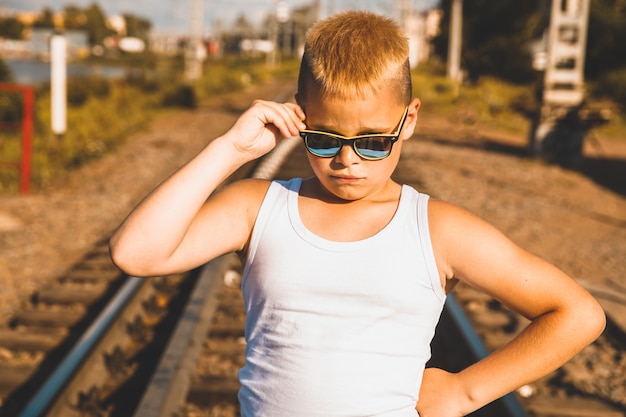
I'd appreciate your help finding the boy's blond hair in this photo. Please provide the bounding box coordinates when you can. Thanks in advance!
[297,11,412,105]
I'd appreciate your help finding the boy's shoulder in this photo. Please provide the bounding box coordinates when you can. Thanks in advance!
[427,198,478,226]
[427,198,492,249]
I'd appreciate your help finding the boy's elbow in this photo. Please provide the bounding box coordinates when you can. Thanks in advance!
[579,295,606,343]
[109,241,133,276]
[590,300,607,338]
[109,239,152,278]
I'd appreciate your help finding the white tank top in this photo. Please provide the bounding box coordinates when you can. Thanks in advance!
[239,178,445,417]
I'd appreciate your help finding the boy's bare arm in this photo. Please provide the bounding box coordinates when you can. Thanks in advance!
[109,101,305,277]
[417,200,606,417]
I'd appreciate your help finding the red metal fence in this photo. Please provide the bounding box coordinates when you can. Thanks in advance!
[0,83,34,194]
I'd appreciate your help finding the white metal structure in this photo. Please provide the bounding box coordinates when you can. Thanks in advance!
[531,0,594,156]
[542,0,590,107]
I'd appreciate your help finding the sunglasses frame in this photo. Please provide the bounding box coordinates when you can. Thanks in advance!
[299,106,409,161]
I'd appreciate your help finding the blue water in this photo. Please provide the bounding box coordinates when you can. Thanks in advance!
[6,59,127,85]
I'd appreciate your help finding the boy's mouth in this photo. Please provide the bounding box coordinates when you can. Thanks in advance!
[332,175,363,183]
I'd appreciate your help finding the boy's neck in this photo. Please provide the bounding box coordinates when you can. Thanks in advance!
[300,177,402,205]
[297,178,403,242]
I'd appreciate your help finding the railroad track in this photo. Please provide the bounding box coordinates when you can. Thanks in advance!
[1,92,625,417]
[0,239,199,417]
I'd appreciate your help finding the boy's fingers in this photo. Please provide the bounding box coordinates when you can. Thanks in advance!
[286,102,307,123]
[284,103,307,135]
[255,101,305,138]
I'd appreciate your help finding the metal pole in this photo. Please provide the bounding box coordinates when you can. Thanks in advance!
[447,0,462,83]
[20,87,33,195]
[399,0,411,24]
[312,0,321,21]
[267,16,278,66]
[50,33,66,137]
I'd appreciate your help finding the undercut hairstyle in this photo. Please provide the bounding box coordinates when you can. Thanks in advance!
[297,11,412,105]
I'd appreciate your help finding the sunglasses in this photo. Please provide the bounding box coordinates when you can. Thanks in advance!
[299,106,409,161]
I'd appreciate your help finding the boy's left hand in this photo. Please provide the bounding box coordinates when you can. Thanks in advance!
[225,100,306,162]
[416,367,465,417]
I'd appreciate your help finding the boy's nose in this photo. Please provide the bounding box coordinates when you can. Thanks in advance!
[334,143,360,166]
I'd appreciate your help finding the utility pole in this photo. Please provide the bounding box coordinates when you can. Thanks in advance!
[267,8,278,66]
[398,0,412,25]
[399,0,422,68]
[447,0,462,84]
[268,2,290,66]
[312,0,321,21]
[184,0,204,81]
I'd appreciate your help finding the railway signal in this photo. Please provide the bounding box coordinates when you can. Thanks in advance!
[530,0,611,158]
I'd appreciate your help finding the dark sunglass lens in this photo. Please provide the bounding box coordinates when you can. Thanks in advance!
[354,137,392,159]
[305,133,342,157]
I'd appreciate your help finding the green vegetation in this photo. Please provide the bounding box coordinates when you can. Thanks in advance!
[411,59,626,140]
[0,57,300,193]
[0,57,12,82]
[412,61,530,133]
[0,16,25,39]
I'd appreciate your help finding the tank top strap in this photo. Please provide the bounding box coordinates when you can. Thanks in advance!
[412,189,445,301]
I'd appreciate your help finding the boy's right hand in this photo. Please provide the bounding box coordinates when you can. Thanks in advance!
[416,368,466,417]
[224,100,306,162]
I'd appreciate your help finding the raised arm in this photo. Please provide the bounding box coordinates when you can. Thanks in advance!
[417,200,606,417]
[109,100,305,277]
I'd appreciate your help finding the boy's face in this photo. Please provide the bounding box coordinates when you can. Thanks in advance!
[298,87,420,202]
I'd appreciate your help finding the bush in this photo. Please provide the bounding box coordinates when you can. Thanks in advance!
[161,84,197,108]
[67,76,111,107]
[0,92,23,123]
[592,69,626,109]
[123,69,161,93]
[0,57,13,82]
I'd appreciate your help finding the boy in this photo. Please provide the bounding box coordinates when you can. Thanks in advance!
[110,11,605,417]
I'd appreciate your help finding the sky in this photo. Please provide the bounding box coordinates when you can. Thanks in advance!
[0,0,438,35]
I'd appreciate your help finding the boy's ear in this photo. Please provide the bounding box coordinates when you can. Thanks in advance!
[402,98,421,140]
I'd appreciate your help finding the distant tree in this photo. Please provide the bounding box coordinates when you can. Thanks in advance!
[84,3,110,45]
[0,58,20,125]
[0,17,26,39]
[220,13,255,54]
[123,13,152,41]
[0,57,13,82]
[233,14,254,36]
[586,0,626,79]
[33,7,56,29]
[63,5,88,30]
[433,0,541,84]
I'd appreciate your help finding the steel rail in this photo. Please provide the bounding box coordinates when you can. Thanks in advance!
[132,255,236,417]
[17,276,145,417]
